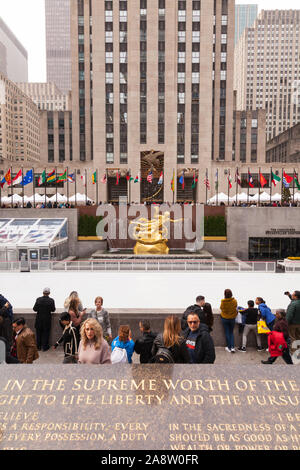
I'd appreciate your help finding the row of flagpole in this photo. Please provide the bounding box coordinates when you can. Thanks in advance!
[1,166,300,207]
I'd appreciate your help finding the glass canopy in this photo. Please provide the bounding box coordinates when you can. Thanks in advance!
[0,218,69,263]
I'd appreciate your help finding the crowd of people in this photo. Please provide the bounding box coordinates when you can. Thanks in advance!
[0,288,299,366]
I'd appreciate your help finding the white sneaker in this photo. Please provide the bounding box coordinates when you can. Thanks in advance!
[225,347,231,352]
[231,348,236,353]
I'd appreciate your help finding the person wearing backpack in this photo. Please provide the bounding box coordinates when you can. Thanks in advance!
[151,316,190,364]
[111,325,135,364]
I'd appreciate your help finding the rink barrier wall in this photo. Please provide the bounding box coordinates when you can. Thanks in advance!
[12,309,268,349]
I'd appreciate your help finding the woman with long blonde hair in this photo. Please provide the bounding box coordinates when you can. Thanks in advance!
[151,315,190,363]
[78,318,111,364]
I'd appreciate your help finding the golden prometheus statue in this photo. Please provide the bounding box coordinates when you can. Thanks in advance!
[130,206,181,255]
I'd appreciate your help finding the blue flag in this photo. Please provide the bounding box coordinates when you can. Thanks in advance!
[22,169,33,186]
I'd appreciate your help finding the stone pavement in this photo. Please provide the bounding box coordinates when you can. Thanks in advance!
[34,347,293,365]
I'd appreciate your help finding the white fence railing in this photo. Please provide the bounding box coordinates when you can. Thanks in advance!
[0,260,277,272]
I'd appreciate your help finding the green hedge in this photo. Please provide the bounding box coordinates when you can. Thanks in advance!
[204,216,227,237]
[78,215,103,237]
[78,214,227,237]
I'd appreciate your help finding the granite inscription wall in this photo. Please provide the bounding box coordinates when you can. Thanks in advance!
[0,365,299,450]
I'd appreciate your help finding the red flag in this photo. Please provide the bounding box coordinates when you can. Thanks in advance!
[259,172,267,188]
[4,169,11,185]
[116,171,120,185]
[283,171,293,184]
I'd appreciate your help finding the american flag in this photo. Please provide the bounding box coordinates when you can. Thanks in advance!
[204,177,210,189]
[147,171,153,183]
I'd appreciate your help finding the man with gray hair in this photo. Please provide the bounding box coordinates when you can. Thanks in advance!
[33,288,56,352]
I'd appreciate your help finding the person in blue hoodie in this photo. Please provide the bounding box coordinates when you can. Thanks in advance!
[255,297,276,331]
[111,325,135,363]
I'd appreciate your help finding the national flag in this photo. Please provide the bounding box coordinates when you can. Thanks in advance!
[158,172,163,185]
[248,171,254,188]
[4,169,11,186]
[57,170,68,182]
[147,171,153,183]
[21,169,33,186]
[282,176,290,188]
[283,171,293,185]
[179,172,185,190]
[204,177,210,190]
[68,173,75,183]
[92,171,97,184]
[101,173,107,184]
[192,173,198,189]
[227,171,232,189]
[38,170,46,186]
[134,174,140,183]
[81,174,86,187]
[12,169,22,186]
[214,170,219,190]
[271,171,281,187]
[116,170,120,185]
[235,169,241,186]
[0,177,6,189]
[294,172,300,190]
[171,171,175,192]
[47,169,56,183]
[259,172,267,188]
[126,171,131,182]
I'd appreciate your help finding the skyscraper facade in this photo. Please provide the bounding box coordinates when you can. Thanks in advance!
[0,17,28,83]
[235,4,258,45]
[45,0,71,94]
[235,9,300,141]
[69,0,235,203]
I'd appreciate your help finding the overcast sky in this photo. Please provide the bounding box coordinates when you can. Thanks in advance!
[0,0,300,82]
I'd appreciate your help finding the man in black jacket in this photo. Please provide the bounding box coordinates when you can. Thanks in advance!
[181,295,214,331]
[33,287,56,351]
[183,313,216,364]
[134,320,157,363]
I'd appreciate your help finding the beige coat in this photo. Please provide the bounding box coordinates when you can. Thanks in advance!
[16,326,39,364]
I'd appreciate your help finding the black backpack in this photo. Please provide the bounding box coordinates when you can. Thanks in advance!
[153,347,174,364]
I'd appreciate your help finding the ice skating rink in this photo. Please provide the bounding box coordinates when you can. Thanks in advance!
[1,271,300,310]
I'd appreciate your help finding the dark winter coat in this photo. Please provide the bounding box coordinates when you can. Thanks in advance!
[181,303,214,331]
[33,295,56,329]
[151,333,191,364]
[182,323,216,364]
[134,331,157,363]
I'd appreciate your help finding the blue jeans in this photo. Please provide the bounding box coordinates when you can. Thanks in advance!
[221,317,236,350]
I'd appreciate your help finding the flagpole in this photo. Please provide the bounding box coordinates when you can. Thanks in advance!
[258,167,261,207]
[55,166,58,206]
[75,170,77,207]
[236,167,238,206]
[67,166,69,206]
[205,169,208,205]
[85,169,87,205]
[227,170,229,206]
[281,167,283,205]
[247,168,250,205]
[44,167,46,206]
[10,166,13,208]
[293,168,295,205]
[96,169,99,205]
[270,167,272,205]
[21,166,24,208]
